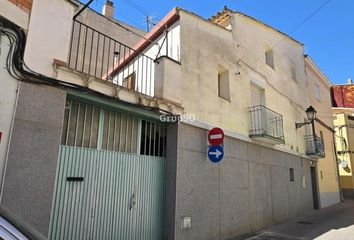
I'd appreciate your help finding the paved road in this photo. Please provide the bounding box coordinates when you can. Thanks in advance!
[245,200,354,240]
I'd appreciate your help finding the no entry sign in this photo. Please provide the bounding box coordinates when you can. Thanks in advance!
[208,127,224,146]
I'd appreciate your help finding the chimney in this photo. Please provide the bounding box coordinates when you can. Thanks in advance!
[102,0,114,18]
[348,78,353,84]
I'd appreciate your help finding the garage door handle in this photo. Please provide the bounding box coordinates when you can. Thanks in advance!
[66,177,84,182]
[129,193,135,210]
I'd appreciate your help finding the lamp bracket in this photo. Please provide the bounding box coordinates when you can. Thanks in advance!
[295,121,311,129]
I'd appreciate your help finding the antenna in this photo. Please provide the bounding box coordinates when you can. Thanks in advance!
[145,14,156,31]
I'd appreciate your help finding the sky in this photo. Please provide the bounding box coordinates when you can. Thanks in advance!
[88,0,354,85]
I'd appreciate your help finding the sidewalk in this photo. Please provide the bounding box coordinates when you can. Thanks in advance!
[245,200,354,240]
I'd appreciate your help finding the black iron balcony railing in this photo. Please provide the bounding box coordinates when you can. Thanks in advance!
[68,19,155,96]
[305,135,325,158]
[249,105,285,144]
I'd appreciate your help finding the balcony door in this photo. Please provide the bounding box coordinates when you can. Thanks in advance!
[250,84,265,107]
[250,84,265,134]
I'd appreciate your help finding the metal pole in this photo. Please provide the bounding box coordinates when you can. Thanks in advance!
[312,120,317,153]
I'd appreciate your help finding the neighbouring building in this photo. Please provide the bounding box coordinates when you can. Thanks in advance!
[332,81,354,199]
[305,55,341,207]
[0,1,340,240]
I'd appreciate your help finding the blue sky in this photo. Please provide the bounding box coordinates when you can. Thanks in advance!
[89,0,353,84]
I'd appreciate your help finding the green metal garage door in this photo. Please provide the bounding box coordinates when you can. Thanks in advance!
[49,98,166,240]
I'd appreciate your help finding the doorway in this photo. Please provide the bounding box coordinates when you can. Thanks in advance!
[310,166,319,209]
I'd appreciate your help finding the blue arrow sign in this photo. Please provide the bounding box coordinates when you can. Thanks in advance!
[208,145,224,163]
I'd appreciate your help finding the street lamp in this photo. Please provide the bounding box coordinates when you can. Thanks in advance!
[295,106,318,153]
[305,106,317,122]
[295,106,317,129]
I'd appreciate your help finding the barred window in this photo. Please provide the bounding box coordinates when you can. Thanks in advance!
[61,99,166,156]
[140,120,167,157]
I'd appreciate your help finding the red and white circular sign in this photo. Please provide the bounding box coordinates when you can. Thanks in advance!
[208,127,224,146]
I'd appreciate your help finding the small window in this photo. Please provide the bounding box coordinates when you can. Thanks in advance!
[289,168,295,182]
[140,120,167,157]
[123,72,136,90]
[218,65,230,100]
[315,83,321,101]
[265,49,275,69]
[290,64,297,81]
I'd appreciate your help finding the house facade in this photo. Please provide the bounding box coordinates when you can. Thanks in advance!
[305,56,341,207]
[332,82,354,199]
[0,1,340,240]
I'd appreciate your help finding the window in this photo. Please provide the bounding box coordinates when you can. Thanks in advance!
[250,84,265,106]
[289,168,295,182]
[290,64,297,81]
[218,65,230,100]
[140,120,167,157]
[122,72,136,90]
[315,83,321,101]
[61,99,167,155]
[265,49,275,69]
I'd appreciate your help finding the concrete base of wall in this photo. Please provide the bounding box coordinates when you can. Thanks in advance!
[1,82,66,237]
[320,191,341,208]
[166,123,315,240]
[342,189,354,199]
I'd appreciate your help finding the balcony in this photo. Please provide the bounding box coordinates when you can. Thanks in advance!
[68,19,155,96]
[305,135,325,158]
[249,105,285,144]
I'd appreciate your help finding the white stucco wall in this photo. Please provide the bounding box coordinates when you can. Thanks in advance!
[24,0,76,77]
[113,21,180,96]
[143,21,180,61]
[306,58,340,208]
[0,0,30,30]
[232,13,308,154]
[0,32,20,195]
[175,10,309,156]
[0,0,30,199]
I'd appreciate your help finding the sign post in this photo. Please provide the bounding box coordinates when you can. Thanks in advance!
[207,127,224,163]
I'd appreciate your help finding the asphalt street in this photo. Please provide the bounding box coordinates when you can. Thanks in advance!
[244,200,354,240]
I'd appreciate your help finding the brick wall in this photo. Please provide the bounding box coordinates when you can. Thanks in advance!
[7,0,32,13]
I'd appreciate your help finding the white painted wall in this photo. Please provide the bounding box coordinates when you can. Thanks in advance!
[174,10,310,155]
[24,0,76,77]
[144,21,180,61]
[0,33,20,194]
[305,57,340,207]
[0,0,30,199]
[113,21,180,96]
[113,54,155,96]
[0,0,30,30]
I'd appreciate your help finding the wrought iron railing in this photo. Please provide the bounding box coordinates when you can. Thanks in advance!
[249,105,284,143]
[68,19,155,96]
[305,135,325,158]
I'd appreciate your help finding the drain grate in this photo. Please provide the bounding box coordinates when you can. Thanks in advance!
[297,221,313,225]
